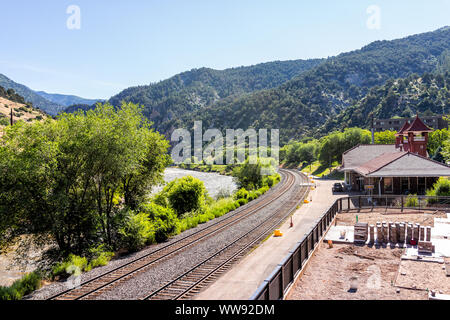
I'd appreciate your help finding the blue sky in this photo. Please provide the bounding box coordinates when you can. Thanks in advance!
[1,0,449,99]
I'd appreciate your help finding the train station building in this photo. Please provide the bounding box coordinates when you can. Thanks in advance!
[340,115,450,195]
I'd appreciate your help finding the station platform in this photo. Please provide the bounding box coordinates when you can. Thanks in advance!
[195,176,343,300]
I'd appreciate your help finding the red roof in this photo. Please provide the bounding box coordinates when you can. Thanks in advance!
[354,152,407,176]
[406,115,433,132]
[395,120,411,136]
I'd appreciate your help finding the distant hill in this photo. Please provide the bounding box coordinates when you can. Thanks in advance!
[318,71,450,134]
[107,59,324,129]
[0,86,47,130]
[36,91,104,107]
[0,74,64,115]
[166,27,450,144]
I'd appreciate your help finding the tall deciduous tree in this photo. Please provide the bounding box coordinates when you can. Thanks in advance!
[0,102,170,253]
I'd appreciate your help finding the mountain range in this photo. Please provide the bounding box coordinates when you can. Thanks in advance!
[0,74,103,115]
[1,26,449,143]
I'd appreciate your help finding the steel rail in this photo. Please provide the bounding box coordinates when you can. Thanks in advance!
[48,169,298,300]
[142,170,309,300]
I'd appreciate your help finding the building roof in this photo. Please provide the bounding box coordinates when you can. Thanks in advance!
[364,152,450,177]
[406,115,433,133]
[353,152,407,176]
[341,144,399,171]
[395,120,411,136]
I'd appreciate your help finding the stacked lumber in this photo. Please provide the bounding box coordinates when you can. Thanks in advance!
[369,225,375,243]
[354,222,368,243]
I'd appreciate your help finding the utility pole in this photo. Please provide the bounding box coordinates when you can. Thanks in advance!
[10,107,13,126]
[371,115,375,144]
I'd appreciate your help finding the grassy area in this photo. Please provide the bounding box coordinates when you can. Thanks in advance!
[300,161,344,180]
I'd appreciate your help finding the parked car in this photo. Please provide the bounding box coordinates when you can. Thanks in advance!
[332,183,344,192]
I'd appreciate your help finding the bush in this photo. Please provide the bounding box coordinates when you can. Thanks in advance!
[433,178,450,196]
[164,176,207,217]
[405,194,419,207]
[52,254,88,279]
[234,188,249,200]
[0,271,42,300]
[119,211,155,252]
[236,198,248,206]
[140,202,179,242]
[207,198,237,218]
[86,245,114,270]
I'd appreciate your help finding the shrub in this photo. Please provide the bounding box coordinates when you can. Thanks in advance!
[140,202,179,242]
[216,187,232,200]
[207,198,237,218]
[433,178,450,196]
[0,271,42,300]
[52,254,88,279]
[405,194,419,207]
[258,186,270,194]
[237,198,248,206]
[86,245,114,270]
[119,211,155,252]
[234,188,249,200]
[164,176,207,217]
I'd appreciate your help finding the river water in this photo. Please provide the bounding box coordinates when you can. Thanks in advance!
[151,168,238,199]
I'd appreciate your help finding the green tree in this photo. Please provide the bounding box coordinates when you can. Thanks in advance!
[164,176,207,217]
[0,102,170,254]
[428,129,449,156]
[374,130,396,144]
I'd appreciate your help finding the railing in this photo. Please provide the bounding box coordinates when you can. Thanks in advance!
[250,200,340,301]
[250,195,450,300]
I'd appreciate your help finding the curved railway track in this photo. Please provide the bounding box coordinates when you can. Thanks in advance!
[143,170,309,300]
[48,169,307,300]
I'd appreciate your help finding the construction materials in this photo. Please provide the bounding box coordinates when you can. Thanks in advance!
[376,223,383,243]
[399,223,405,243]
[390,224,398,244]
[418,241,434,254]
[406,223,413,244]
[369,225,375,243]
[354,222,368,244]
[420,226,425,241]
[426,227,431,242]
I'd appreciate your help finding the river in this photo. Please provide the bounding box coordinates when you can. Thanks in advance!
[152,168,238,199]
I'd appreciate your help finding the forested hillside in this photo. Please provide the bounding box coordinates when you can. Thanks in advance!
[168,27,450,144]
[318,71,450,134]
[0,74,64,115]
[36,91,103,107]
[107,59,323,129]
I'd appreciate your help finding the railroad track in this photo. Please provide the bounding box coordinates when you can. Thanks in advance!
[143,170,309,300]
[48,169,306,300]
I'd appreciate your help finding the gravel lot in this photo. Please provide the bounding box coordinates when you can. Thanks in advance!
[287,243,428,300]
[336,209,446,227]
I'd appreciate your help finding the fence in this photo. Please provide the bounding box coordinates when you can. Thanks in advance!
[250,195,450,300]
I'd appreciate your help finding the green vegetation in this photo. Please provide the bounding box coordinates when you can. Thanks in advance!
[165,28,450,143]
[321,72,450,135]
[0,73,63,115]
[107,60,323,134]
[281,127,371,177]
[405,194,419,207]
[0,102,170,255]
[0,271,42,300]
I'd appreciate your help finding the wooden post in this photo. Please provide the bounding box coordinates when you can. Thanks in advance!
[401,196,404,213]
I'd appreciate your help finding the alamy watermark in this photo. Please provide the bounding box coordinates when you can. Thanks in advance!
[67,5,81,30]
[171,121,279,175]
[366,5,381,30]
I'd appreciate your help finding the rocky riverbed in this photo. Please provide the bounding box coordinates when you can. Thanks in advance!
[152,168,238,199]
